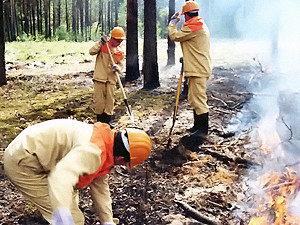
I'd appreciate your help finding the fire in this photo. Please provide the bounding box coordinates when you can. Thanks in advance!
[249,168,300,224]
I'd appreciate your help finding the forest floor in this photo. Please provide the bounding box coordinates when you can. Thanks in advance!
[0,40,272,225]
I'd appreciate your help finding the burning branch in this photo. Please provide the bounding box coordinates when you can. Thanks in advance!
[280,117,293,141]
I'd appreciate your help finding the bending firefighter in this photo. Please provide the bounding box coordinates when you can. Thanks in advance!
[89,26,126,128]
[4,119,151,225]
[168,1,212,150]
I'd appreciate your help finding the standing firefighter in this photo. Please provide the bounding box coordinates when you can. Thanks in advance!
[3,119,151,225]
[168,1,212,150]
[90,27,126,128]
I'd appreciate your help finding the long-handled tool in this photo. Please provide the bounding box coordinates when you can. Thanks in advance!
[103,35,134,122]
[169,57,184,136]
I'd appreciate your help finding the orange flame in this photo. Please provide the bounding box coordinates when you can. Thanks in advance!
[249,169,300,224]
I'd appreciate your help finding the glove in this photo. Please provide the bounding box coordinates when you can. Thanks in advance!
[112,64,118,72]
[103,223,116,225]
[100,37,107,46]
[170,12,180,24]
[52,207,75,225]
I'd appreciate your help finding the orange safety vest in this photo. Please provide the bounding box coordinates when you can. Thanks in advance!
[77,123,115,187]
[101,41,125,63]
[183,16,204,32]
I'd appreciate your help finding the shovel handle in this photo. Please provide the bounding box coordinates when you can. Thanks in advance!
[173,62,184,119]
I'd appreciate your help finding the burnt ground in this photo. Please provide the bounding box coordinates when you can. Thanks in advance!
[0,44,269,225]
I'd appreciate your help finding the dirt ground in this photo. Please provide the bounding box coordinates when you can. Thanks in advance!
[0,40,269,225]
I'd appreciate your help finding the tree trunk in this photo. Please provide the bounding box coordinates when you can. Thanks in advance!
[48,0,51,38]
[114,0,119,26]
[126,0,140,82]
[84,0,89,41]
[107,1,111,32]
[167,0,175,65]
[58,0,61,27]
[4,1,12,42]
[66,0,69,32]
[53,0,56,35]
[143,0,159,90]
[10,0,16,41]
[31,0,36,37]
[0,0,7,86]
[36,0,41,34]
[44,0,49,39]
[72,0,77,41]
[78,0,84,39]
[23,0,30,34]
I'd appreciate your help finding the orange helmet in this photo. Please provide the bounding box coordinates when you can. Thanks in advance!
[111,27,126,40]
[181,1,199,15]
[125,128,151,168]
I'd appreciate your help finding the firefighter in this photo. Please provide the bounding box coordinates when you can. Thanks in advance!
[89,26,126,128]
[3,119,151,225]
[168,1,212,150]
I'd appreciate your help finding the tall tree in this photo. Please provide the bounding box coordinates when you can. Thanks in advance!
[66,0,69,32]
[126,0,140,82]
[84,0,89,41]
[10,0,16,41]
[125,0,140,82]
[0,0,7,86]
[72,0,77,41]
[143,0,159,90]
[167,0,175,65]
[114,0,119,26]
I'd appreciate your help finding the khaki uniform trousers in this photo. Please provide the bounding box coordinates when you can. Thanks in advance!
[3,148,85,225]
[93,80,115,115]
[187,76,209,115]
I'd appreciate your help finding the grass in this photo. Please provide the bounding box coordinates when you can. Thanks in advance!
[5,38,183,64]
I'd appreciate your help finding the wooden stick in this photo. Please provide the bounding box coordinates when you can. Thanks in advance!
[174,200,220,225]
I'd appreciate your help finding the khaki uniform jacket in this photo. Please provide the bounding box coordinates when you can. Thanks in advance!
[168,16,212,77]
[4,119,115,224]
[89,40,125,85]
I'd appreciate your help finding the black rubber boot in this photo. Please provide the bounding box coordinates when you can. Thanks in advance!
[179,78,188,100]
[181,112,209,151]
[102,113,114,129]
[187,110,198,133]
[96,114,104,122]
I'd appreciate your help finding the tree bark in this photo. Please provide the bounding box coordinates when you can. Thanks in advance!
[126,0,140,82]
[66,0,69,32]
[167,0,175,65]
[114,0,119,26]
[84,0,89,41]
[10,0,16,41]
[143,0,159,90]
[72,0,77,41]
[0,0,7,86]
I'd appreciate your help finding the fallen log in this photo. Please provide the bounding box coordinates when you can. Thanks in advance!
[174,200,220,225]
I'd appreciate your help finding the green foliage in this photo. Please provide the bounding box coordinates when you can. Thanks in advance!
[90,22,102,42]
[5,41,95,63]
[54,26,71,41]
[16,32,46,42]
[157,8,168,38]
[118,1,127,28]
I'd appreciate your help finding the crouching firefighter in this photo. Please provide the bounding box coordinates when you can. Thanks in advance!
[168,1,212,150]
[4,119,151,225]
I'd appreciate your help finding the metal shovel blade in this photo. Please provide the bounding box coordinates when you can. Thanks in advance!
[124,99,134,122]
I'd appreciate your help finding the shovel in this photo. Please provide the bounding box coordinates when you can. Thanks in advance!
[169,57,184,136]
[102,35,134,122]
